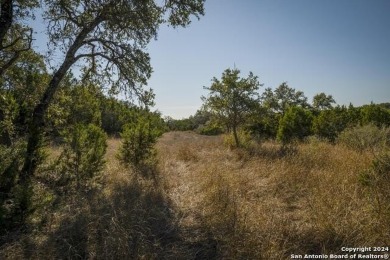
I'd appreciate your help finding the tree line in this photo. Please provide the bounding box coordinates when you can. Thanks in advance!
[169,68,390,147]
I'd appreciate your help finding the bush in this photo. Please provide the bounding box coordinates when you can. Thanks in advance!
[277,106,312,145]
[360,104,390,127]
[338,124,390,153]
[0,140,27,232]
[119,114,163,167]
[196,121,223,136]
[57,124,107,189]
[312,108,349,142]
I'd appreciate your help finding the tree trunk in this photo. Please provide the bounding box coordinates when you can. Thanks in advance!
[0,0,13,47]
[0,109,12,146]
[232,125,240,148]
[18,15,103,216]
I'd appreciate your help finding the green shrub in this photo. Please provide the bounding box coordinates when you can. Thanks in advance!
[0,140,27,232]
[119,114,163,167]
[338,124,390,153]
[312,108,349,142]
[58,124,107,189]
[277,106,312,145]
[197,121,223,136]
[360,104,390,127]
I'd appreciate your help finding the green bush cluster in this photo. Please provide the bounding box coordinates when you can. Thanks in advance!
[57,124,107,189]
[119,113,164,167]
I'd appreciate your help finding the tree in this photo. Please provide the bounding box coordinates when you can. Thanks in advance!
[14,0,204,218]
[0,0,39,76]
[202,68,261,147]
[20,0,205,202]
[312,92,335,111]
[261,82,309,115]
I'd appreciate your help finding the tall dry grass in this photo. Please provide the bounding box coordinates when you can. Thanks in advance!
[1,138,190,259]
[157,131,389,259]
[1,131,388,259]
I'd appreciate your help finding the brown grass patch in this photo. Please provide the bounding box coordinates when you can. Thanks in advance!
[1,132,389,259]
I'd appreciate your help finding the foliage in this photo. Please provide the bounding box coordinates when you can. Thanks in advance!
[100,98,137,136]
[360,104,390,127]
[19,0,205,214]
[202,68,261,147]
[165,117,196,131]
[0,0,40,75]
[47,83,103,139]
[277,106,313,145]
[57,124,107,189]
[197,120,224,136]
[312,106,350,142]
[312,92,335,111]
[0,92,18,145]
[338,124,390,154]
[0,140,26,232]
[246,106,281,140]
[119,110,164,167]
[261,82,309,115]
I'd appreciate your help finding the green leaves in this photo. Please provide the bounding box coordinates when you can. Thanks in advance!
[277,106,313,145]
[57,123,107,188]
[119,110,164,168]
[202,68,262,147]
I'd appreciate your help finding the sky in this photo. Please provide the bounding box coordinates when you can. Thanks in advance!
[146,0,390,118]
[31,1,390,119]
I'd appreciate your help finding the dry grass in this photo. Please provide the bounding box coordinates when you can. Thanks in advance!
[1,131,389,259]
[157,131,389,259]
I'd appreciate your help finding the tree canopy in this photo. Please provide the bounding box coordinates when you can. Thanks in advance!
[202,68,261,147]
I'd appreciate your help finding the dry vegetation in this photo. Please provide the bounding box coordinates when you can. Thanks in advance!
[157,131,389,259]
[1,131,389,259]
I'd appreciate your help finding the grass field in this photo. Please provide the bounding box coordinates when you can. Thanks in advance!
[1,131,389,259]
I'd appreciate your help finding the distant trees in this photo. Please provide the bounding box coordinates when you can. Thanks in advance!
[196,70,390,147]
[202,68,261,147]
[312,92,335,111]
[261,82,309,115]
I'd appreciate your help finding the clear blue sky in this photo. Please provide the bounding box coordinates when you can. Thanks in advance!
[31,1,390,119]
[147,0,390,118]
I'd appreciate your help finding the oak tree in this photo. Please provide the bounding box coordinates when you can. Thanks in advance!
[19,0,205,214]
[202,68,261,147]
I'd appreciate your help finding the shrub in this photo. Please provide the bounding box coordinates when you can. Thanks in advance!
[277,106,313,145]
[312,108,349,142]
[57,124,107,189]
[338,124,390,153]
[0,140,27,232]
[196,121,223,136]
[119,114,163,167]
[360,104,390,127]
